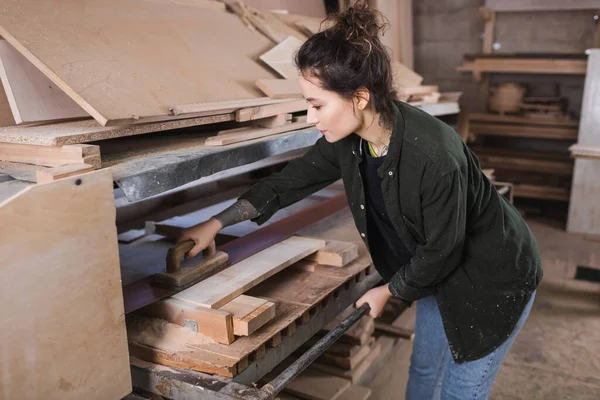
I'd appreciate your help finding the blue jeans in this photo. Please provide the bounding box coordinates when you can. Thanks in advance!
[406,292,536,400]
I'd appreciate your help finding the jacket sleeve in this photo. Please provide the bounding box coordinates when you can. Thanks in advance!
[238,136,342,225]
[389,168,468,301]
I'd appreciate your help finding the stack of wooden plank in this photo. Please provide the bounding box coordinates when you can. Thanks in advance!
[0,0,449,194]
[467,112,578,202]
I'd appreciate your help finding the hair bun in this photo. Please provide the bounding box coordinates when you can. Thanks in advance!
[324,1,388,56]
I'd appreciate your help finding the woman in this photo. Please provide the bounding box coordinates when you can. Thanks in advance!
[180,3,542,399]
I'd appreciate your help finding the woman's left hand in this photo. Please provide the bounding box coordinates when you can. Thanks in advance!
[355,284,393,318]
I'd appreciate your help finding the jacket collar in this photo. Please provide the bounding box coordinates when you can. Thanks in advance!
[353,101,405,170]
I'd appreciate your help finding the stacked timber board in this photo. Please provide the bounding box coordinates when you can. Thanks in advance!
[0,0,453,200]
[125,233,373,377]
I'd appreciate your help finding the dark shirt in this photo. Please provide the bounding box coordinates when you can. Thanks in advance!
[360,140,412,282]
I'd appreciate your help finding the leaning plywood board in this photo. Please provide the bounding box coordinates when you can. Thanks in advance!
[0,0,278,126]
[0,41,88,124]
[259,36,304,79]
[0,80,14,126]
[0,169,131,399]
[173,236,326,308]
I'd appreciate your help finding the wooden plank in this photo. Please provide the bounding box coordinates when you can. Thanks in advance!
[0,113,235,146]
[305,239,359,267]
[0,143,101,168]
[318,341,372,371]
[576,49,600,147]
[127,315,239,377]
[206,121,313,146]
[0,40,88,124]
[233,301,277,336]
[468,58,587,75]
[476,154,573,176]
[309,342,382,384]
[485,0,600,12]
[0,0,279,126]
[284,368,352,400]
[0,79,14,127]
[170,98,288,117]
[256,78,302,99]
[236,99,308,122]
[259,36,304,79]
[513,184,571,201]
[398,0,414,69]
[470,122,578,140]
[35,163,94,183]
[172,236,326,309]
[0,169,131,399]
[139,297,234,344]
[469,112,579,127]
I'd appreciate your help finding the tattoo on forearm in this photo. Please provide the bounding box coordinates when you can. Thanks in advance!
[212,199,259,228]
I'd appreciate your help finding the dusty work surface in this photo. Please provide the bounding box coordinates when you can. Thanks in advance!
[127,205,375,378]
[367,217,600,400]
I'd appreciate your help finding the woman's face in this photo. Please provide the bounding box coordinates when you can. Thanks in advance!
[300,74,363,143]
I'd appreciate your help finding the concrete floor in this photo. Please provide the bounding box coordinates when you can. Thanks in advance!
[367,217,600,400]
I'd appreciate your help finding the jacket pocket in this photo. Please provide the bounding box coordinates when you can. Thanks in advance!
[402,215,427,245]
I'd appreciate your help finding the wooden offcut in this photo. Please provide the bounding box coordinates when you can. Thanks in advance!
[35,163,95,184]
[255,78,302,99]
[172,236,326,309]
[0,143,101,168]
[259,36,304,79]
[206,121,313,146]
[236,98,308,122]
[0,169,131,399]
[140,297,234,344]
[227,299,277,336]
[306,239,359,267]
[0,0,278,126]
[0,40,88,124]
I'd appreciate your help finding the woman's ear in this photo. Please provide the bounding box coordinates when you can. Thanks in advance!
[354,88,370,110]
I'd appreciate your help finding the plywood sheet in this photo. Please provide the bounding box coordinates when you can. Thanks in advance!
[0,0,278,126]
[0,41,88,124]
[173,236,326,308]
[0,169,131,399]
[259,36,304,79]
[0,80,14,127]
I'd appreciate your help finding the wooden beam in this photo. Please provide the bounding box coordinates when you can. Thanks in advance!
[139,297,235,344]
[0,143,101,168]
[476,154,573,176]
[513,184,571,201]
[305,239,359,267]
[231,301,277,336]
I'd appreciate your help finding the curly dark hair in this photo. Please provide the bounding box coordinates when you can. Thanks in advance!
[294,0,397,130]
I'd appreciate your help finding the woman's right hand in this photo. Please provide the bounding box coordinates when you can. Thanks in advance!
[178,218,223,259]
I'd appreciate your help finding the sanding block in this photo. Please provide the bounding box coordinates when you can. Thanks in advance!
[153,240,228,289]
